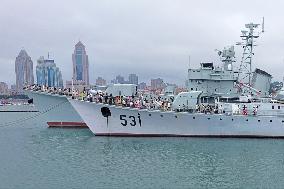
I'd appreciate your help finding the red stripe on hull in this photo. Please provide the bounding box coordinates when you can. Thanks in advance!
[94,133,284,138]
[47,122,88,128]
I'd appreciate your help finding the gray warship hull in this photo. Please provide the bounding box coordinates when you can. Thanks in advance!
[24,91,84,125]
[68,98,284,138]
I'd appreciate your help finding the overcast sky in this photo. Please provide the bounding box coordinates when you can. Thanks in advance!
[1,0,284,86]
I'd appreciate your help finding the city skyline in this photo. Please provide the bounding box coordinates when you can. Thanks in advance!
[12,47,177,88]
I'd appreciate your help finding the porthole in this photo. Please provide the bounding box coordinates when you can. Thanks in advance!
[175,115,178,118]
[160,115,163,117]
[207,118,210,120]
[193,117,195,119]
[220,118,222,120]
[232,119,234,121]
[282,120,284,123]
[149,114,151,116]
[246,119,248,122]
[258,120,260,122]
[270,120,272,122]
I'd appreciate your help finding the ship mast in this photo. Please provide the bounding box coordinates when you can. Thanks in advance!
[236,18,264,86]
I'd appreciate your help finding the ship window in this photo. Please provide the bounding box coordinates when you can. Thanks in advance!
[246,119,248,122]
[220,118,222,120]
[272,106,274,109]
[191,88,193,90]
[258,120,260,122]
[282,120,284,123]
[207,118,210,120]
[160,115,163,117]
[175,115,178,118]
[270,120,272,122]
[232,119,234,121]
[149,114,151,116]
[193,117,195,119]
[278,106,281,109]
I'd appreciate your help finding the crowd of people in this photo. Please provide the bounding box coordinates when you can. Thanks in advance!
[84,92,173,111]
[26,85,174,111]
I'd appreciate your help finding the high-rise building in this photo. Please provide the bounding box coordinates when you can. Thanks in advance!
[128,74,138,85]
[112,75,125,84]
[138,82,147,90]
[15,49,34,92]
[72,41,89,85]
[36,56,63,88]
[96,77,107,86]
[151,78,165,90]
[0,82,8,94]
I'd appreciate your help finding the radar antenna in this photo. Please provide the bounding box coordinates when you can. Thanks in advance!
[236,18,265,86]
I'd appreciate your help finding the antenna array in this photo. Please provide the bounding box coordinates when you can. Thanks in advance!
[236,17,265,86]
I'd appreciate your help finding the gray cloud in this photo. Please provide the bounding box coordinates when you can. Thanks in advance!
[1,0,284,86]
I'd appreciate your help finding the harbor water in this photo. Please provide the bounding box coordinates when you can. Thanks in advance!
[1,114,284,188]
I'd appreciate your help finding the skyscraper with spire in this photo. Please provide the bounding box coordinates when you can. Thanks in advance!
[72,41,89,85]
[15,49,34,92]
[36,55,63,88]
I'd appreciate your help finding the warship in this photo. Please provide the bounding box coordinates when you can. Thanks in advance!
[28,19,284,137]
[24,89,84,127]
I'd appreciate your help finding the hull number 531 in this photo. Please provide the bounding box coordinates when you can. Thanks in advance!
[120,114,142,127]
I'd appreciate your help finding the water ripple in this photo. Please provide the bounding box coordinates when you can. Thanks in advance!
[1,120,284,188]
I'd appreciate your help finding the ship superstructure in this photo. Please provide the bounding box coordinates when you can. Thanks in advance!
[187,18,271,99]
[187,46,238,97]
